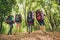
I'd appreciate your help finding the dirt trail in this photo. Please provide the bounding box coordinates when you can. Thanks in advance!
[0,30,60,40]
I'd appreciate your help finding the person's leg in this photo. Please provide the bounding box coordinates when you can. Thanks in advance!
[7,26,10,35]
[8,23,13,35]
[40,25,46,32]
[16,22,20,34]
[31,21,34,32]
[40,20,47,34]
[30,24,32,33]
[31,25,32,32]
[41,20,46,31]
[8,24,11,35]
[10,23,13,35]
[28,24,32,34]
[38,21,42,30]
[18,23,20,33]
[28,24,30,34]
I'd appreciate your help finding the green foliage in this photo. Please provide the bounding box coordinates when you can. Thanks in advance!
[0,0,16,15]
[0,0,16,33]
[0,0,60,34]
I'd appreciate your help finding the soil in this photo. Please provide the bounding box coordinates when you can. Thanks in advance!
[0,30,60,40]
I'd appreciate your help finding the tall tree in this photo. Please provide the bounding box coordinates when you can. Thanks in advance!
[0,0,16,33]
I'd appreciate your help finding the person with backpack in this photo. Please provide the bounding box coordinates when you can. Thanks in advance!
[36,9,46,34]
[5,15,14,35]
[27,11,34,34]
[15,14,22,34]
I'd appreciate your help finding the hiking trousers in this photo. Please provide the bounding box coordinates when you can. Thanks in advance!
[8,23,13,35]
[28,24,32,34]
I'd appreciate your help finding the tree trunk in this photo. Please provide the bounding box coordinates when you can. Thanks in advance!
[23,0,26,25]
[0,15,3,33]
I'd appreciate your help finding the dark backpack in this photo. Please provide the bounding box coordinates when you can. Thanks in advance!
[27,11,32,22]
[5,15,14,24]
[36,10,43,21]
[5,17,9,24]
[15,14,22,22]
[32,11,34,20]
[32,11,34,24]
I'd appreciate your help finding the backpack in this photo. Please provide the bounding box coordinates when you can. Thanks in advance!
[10,15,14,22]
[32,11,34,25]
[36,10,44,21]
[15,14,22,22]
[32,11,34,20]
[5,15,14,24]
[5,17,9,24]
[27,11,32,22]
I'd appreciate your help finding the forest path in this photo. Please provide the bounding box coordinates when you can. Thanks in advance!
[0,30,60,40]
